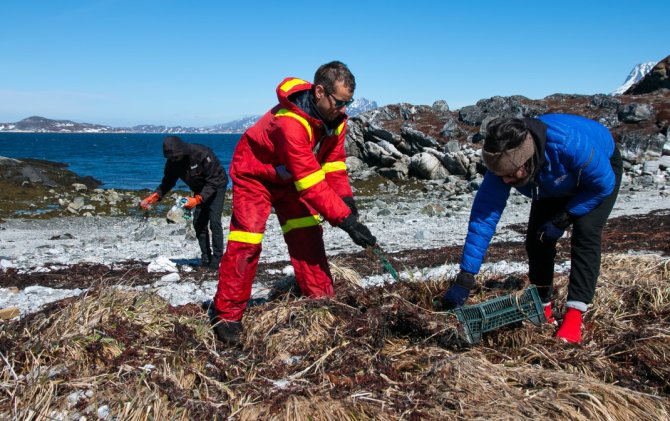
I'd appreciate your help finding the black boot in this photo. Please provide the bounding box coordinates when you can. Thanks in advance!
[208,255,221,271]
[213,320,242,345]
[200,253,212,269]
[202,300,242,345]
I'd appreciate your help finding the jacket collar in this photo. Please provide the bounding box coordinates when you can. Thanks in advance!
[275,77,346,133]
[523,117,547,176]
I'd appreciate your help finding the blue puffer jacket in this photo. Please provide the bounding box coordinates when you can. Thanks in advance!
[460,114,616,274]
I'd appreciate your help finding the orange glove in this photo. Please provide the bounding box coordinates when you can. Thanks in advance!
[182,195,202,209]
[140,192,160,210]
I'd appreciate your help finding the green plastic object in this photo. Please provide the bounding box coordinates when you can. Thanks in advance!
[371,247,400,281]
[453,285,546,344]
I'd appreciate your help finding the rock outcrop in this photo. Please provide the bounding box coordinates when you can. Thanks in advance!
[345,85,670,193]
[0,157,106,218]
[0,157,101,190]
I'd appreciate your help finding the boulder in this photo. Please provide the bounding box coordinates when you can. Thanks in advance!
[377,140,405,159]
[441,152,469,176]
[378,161,409,180]
[67,197,85,211]
[409,152,449,180]
[444,139,460,153]
[642,160,660,174]
[659,155,670,170]
[458,105,485,126]
[439,116,461,138]
[364,141,389,165]
[619,130,666,163]
[401,126,439,149]
[432,100,450,113]
[476,95,535,118]
[618,103,655,123]
[590,94,621,110]
[345,156,367,173]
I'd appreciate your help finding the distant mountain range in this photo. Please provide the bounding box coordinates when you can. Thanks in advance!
[0,98,379,134]
[611,61,657,95]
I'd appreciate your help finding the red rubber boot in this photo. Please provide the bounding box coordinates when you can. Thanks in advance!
[556,307,583,344]
[543,302,556,325]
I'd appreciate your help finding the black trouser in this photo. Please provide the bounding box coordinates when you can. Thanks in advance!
[193,186,226,262]
[526,147,623,305]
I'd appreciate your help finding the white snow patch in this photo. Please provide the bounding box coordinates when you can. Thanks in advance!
[148,256,179,273]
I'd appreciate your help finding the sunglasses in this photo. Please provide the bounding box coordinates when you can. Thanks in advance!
[323,87,354,108]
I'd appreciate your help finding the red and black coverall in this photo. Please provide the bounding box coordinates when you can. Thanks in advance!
[213,77,354,321]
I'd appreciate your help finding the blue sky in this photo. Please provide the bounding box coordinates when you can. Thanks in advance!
[1,0,668,127]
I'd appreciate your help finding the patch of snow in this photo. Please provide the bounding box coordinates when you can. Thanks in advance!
[148,256,179,273]
[1,286,85,316]
[271,379,291,389]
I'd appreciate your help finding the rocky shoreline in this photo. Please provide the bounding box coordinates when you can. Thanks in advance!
[343,90,670,197]
[0,155,199,220]
[343,55,670,188]
[2,91,668,221]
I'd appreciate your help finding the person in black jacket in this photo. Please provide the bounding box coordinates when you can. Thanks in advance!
[140,136,228,270]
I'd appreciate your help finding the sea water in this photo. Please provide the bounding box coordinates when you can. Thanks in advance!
[0,132,241,190]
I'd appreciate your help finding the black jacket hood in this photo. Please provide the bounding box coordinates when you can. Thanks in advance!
[163,136,190,161]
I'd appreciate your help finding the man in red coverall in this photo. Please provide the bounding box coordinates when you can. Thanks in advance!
[208,61,376,344]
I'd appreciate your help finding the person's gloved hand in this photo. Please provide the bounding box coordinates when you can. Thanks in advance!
[442,270,476,310]
[537,211,572,244]
[342,196,359,219]
[537,222,564,243]
[140,192,160,210]
[182,195,202,210]
[275,165,292,181]
[339,214,376,248]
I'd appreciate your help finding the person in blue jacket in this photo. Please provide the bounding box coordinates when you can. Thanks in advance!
[442,114,622,343]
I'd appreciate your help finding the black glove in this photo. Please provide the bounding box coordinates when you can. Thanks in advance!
[339,214,376,248]
[537,211,573,244]
[442,270,477,310]
[342,196,359,219]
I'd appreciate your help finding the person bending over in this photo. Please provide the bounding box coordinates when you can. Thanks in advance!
[140,136,228,271]
[442,114,622,344]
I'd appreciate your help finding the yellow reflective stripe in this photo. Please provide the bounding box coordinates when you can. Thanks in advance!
[279,78,308,92]
[228,231,264,244]
[281,215,322,234]
[322,161,347,173]
[294,169,325,191]
[275,109,313,142]
[334,121,346,136]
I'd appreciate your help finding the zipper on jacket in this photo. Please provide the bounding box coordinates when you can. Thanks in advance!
[576,148,595,187]
[313,134,325,155]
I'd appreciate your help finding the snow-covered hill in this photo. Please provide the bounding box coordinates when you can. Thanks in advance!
[612,61,656,95]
